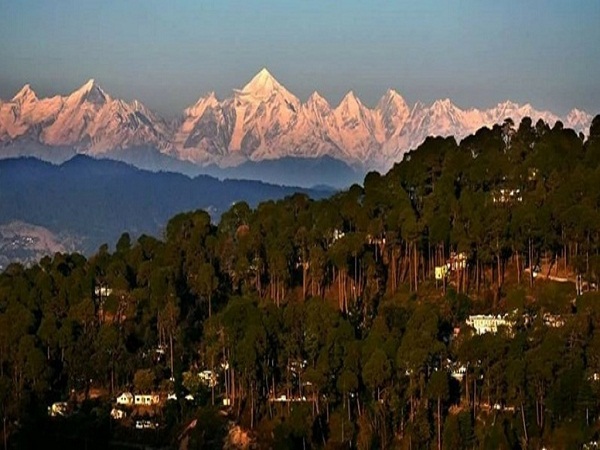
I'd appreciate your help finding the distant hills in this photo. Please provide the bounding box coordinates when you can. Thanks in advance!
[0,68,594,179]
[0,156,332,263]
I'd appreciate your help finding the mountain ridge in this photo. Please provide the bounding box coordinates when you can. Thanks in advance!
[0,155,333,259]
[0,69,595,173]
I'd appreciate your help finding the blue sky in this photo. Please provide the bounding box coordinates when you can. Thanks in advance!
[1,0,598,117]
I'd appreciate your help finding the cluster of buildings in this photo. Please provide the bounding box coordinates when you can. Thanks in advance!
[492,188,523,204]
[462,311,567,336]
[435,252,468,280]
[116,392,160,407]
[465,314,512,335]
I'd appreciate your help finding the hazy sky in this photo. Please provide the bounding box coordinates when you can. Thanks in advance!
[1,0,598,117]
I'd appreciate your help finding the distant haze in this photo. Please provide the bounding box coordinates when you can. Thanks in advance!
[1,1,599,118]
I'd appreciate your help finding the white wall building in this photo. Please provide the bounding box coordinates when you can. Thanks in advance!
[466,314,512,335]
[116,392,134,406]
[134,394,160,406]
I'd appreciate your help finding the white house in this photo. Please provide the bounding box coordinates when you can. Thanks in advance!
[134,394,160,406]
[110,408,126,420]
[116,392,134,406]
[199,370,217,388]
[135,420,159,429]
[466,314,512,335]
[48,402,69,417]
[492,188,523,204]
[543,313,565,328]
[450,365,467,381]
[94,284,113,298]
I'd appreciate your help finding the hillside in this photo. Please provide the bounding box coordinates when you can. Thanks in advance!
[0,156,331,259]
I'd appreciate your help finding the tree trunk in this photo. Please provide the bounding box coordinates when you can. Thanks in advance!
[169,332,174,377]
[529,238,534,288]
[437,396,442,450]
[521,402,528,444]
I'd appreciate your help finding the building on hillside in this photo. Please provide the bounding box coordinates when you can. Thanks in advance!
[367,234,386,246]
[135,420,159,430]
[435,265,448,280]
[134,394,160,406]
[116,392,134,406]
[199,370,218,388]
[466,314,512,335]
[48,402,70,417]
[94,283,113,299]
[110,408,127,420]
[543,313,565,328]
[492,188,523,204]
[448,252,468,271]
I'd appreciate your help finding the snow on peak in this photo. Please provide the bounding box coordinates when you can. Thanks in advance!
[494,100,521,112]
[432,98,455,110]
[382,89,403,101]
[82,78,95,90]
[185,92,219,117]
[377,89,408,112]
[338,91,363,112]
[239,68,285,98]
[306,91,330,107]
[12,84,38,103]
[565,108,593,133]
[567,108,591,121]
[1,72,594,172]
[69,79,108,105]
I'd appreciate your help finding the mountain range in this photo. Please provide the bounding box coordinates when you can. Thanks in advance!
[0,156,332,266]
[0,68,594,174]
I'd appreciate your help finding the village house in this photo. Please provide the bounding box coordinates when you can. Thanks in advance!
[135,420,159,430]
[134,394,160,406]
[94,283,113,299]
[48,401,70,417]
[448,362,467,381]
[492,188,523,204]
[116,392,134,406]
[543,313,565,328]
[466,314,512,335]
[199,370,217,388]
[110,408,127,420]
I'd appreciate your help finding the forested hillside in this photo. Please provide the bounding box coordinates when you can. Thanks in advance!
[1,115,600,449]
[0,156,331,259]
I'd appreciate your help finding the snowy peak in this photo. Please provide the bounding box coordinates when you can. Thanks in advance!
[0,70,595,173]
[375,90,410,142]
[238,68,291,101]
[431,98,458,112]
[336,91,369,121]
[565,108,593,133]
[12,84,38,104]
[377,89,407,110]
[184,92,219,118]
[306,91,330,108]
[0,78,170,154]
[68,79,108,106]
[338,91,360,109]
[303,91,332,120]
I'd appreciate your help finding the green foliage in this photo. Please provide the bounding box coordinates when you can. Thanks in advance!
[2,118,600,448]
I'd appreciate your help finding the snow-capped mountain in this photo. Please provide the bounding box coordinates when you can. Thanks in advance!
[564,108,593,133]
[0,79,171,155]
[0,69,595,172]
